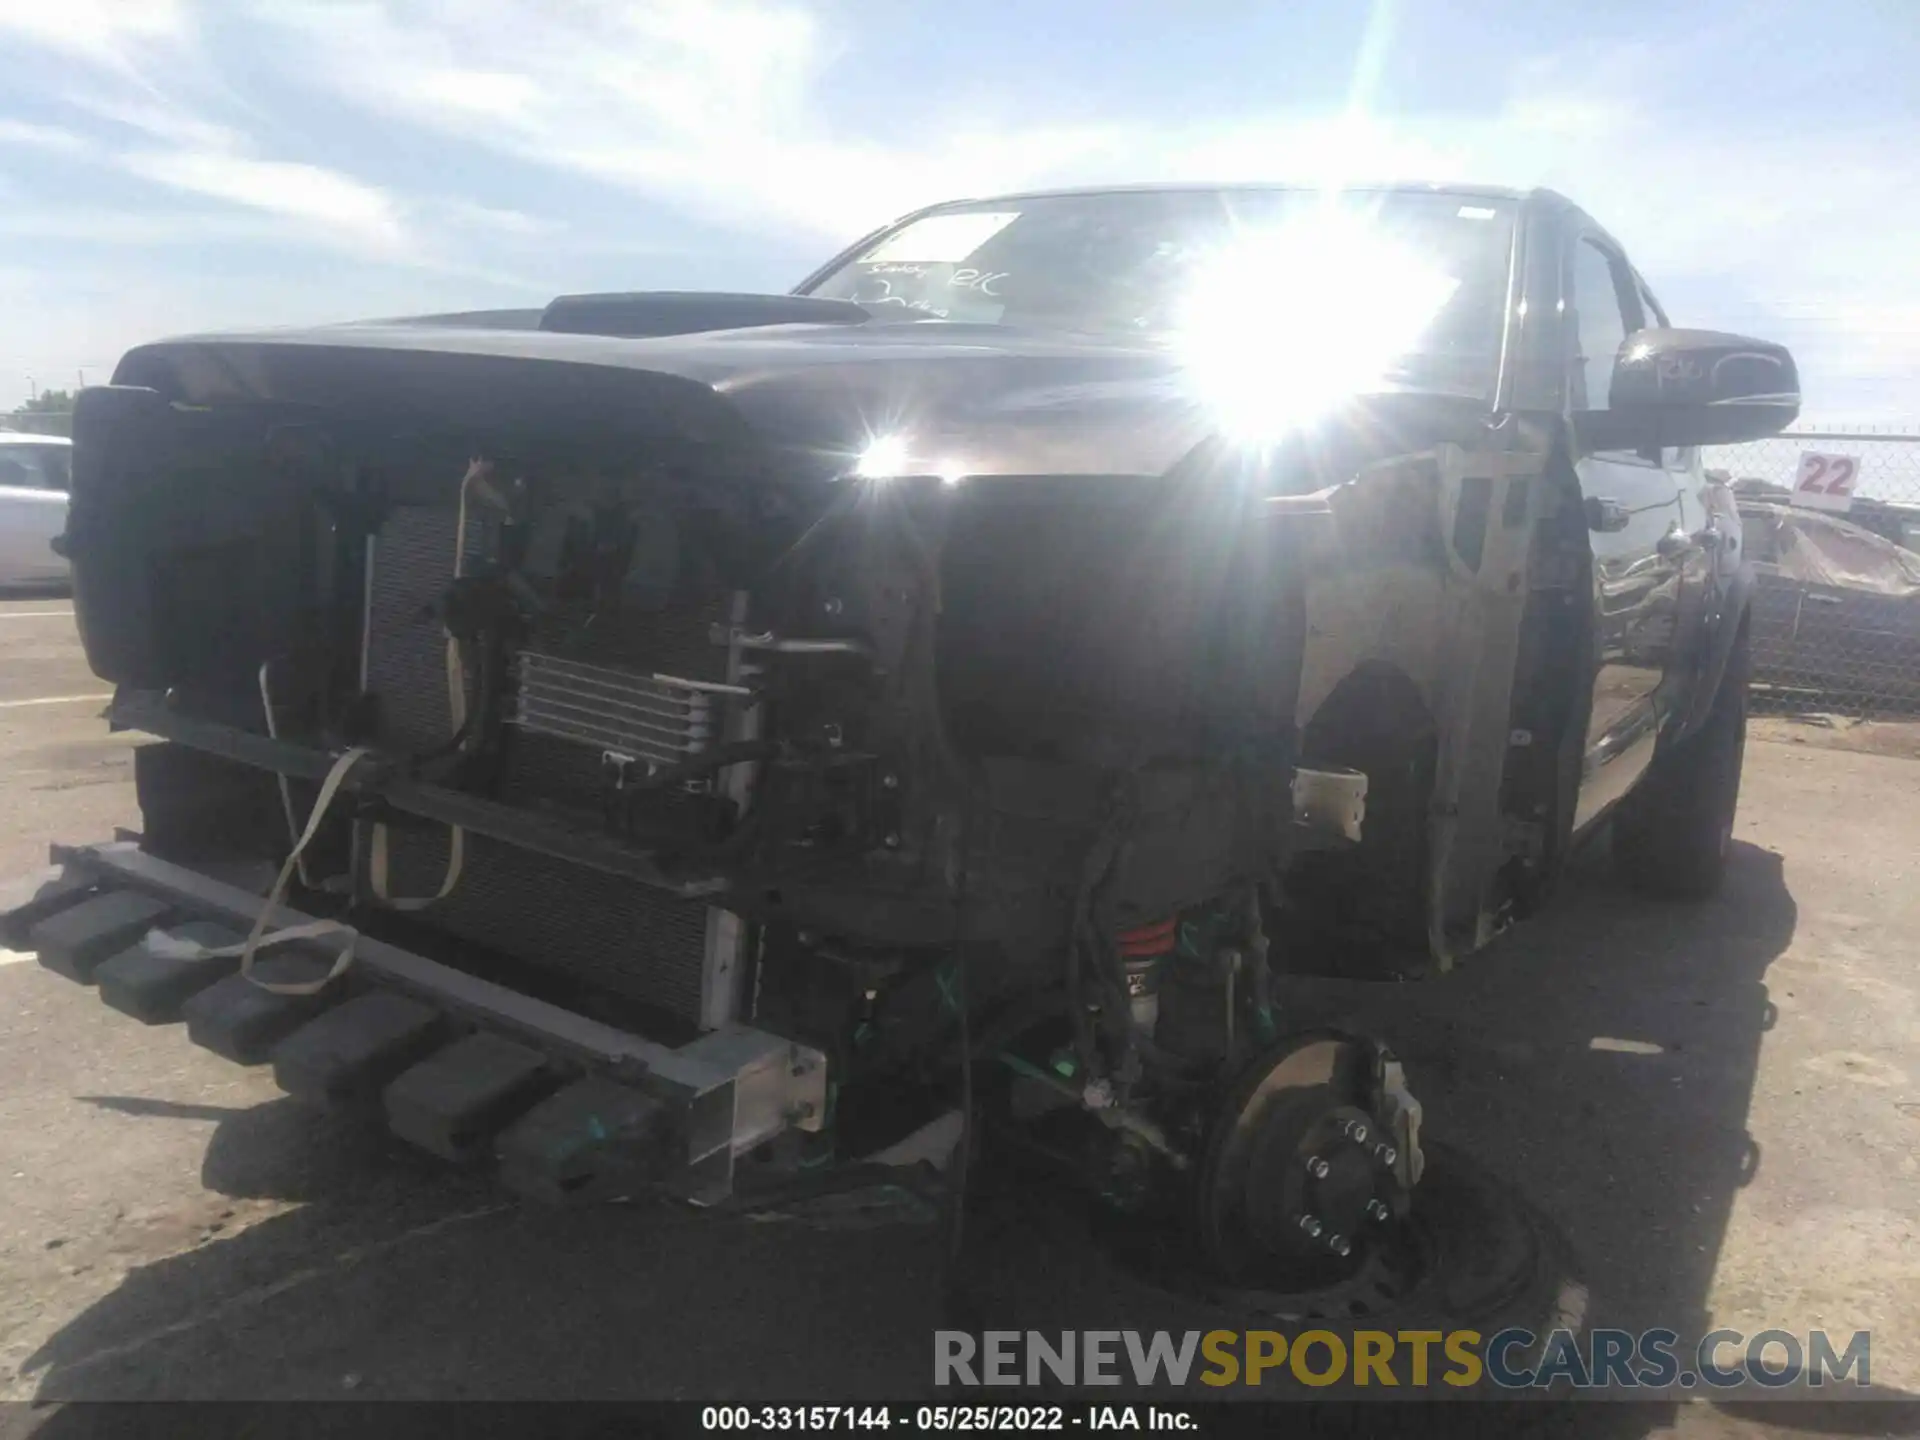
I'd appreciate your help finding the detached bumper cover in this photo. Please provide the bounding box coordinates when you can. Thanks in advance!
[3,843,826,1204]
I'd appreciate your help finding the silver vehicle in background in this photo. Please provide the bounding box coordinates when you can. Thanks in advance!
[0,432,72,587]
[1739,498,1920,712]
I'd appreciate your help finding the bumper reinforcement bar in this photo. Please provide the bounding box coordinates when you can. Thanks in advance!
[106,689,726,899]
[4,842,827,1205]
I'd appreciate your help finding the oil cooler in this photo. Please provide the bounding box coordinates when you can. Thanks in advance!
[360,506,749,1029]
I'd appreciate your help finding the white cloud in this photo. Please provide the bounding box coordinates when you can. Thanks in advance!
[0,0,417,260]
[65,93,250,153]
[119,149,411,253]
[251,2,1915,309]
[0,119,97,155]
[0,206,288,245]
[432,199,560,238]
[0,0,191,68]
[256,0,1119,237]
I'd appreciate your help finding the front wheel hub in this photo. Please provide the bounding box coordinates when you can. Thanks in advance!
[1196,1033,1419,1289]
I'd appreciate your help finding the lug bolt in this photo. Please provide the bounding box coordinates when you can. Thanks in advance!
[882,773,900,790]
[1366,1199,1390,1222]
[1307,1156,1331,1180]
[1297,1215,1323,1239]
[1328,1234,1352,1257]
[1374,1143,1398,1167]
[1342,1121,1369,1145]
[823,597,844,616]
[883,832,901,849]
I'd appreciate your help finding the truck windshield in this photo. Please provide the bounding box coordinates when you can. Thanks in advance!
[805,188,1517,399]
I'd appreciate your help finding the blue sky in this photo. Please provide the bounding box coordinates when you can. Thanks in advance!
[2,0,1915,422]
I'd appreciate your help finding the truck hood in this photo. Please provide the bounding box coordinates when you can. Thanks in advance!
[110,314,1485,483]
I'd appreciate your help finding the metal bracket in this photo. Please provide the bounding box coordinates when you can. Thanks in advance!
[1292,765,1368,845]
[709,625,874,659]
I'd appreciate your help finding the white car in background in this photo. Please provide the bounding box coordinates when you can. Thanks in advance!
[0,432,71,587]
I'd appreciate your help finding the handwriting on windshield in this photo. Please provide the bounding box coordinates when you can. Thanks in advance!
[861,262,1008,296]
[865,291,952,318]
[948,268,1008,296]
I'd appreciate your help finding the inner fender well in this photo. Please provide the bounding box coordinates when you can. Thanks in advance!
[1282,662,1437,974]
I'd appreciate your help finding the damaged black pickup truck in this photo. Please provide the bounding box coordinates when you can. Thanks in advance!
[6,183,1795,1328]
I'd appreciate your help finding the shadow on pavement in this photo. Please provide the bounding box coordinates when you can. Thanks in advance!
[76,1097,241,1124]
[16,838,1918,1431]
[1315,837,1800,1349]
[21,1095,942,1401]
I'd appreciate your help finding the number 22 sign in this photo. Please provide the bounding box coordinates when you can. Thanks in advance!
[1793,451,1860,512]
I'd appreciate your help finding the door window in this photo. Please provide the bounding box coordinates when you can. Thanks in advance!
[1569,239,1634,413]
[1633,275,1669,329]
[1633,274,1695,471]
[0,445,69,492]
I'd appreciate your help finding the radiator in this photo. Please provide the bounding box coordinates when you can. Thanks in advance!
[360,506,745,1028]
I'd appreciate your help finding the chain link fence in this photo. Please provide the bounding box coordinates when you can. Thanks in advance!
[1705,429,1920,718]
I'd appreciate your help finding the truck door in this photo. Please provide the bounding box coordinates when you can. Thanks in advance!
[1565,236,1686,831]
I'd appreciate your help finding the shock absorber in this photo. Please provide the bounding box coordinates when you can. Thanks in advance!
[1115,917,1179,1037]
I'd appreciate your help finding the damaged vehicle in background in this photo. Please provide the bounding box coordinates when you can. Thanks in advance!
[5,183,1796,1334]
[1739,498,1920,713]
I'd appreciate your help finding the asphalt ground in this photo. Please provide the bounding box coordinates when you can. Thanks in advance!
[1,594,1917,1436]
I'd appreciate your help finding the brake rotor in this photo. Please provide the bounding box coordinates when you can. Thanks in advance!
[1195,1033,1412,1290]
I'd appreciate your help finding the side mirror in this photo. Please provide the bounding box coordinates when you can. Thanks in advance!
[1574,328,1799,452]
